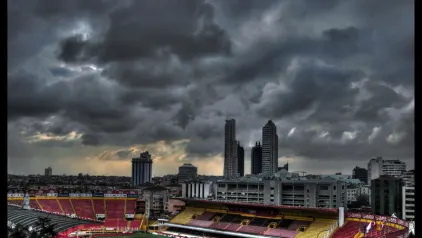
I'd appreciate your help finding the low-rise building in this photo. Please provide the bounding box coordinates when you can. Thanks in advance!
[211,177,346,209]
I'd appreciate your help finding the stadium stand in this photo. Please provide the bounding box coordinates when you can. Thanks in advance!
[30,200,41,210]
[295,219,337,238]
[195,211,216,221]
[188,219,214,228]
[264,228,297,238]
[331,221,361,238]
[38,199,62,213]
[170,207,205,225]
[92,199,106,214]
[106,200,125,219]
[58,199,75,215]
[7,205,97,233]
[125,199,136,214]
[8,200,23,206]
[71,199,96,219]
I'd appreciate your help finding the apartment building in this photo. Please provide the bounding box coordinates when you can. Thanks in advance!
[402,186,415,221]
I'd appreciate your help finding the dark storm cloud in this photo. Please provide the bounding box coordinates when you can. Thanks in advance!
[8,0,414,173]
[57,0,231,64]
[256,59,363,119]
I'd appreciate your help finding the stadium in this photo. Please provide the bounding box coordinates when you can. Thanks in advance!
[7,190,410,238]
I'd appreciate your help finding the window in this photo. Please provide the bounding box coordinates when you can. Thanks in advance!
[307,189,310,193]
[333,186,336,190]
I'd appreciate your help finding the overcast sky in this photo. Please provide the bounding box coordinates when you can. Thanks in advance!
[8,0,414,176]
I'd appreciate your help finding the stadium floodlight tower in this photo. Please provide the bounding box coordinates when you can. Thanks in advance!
[23,193,30,210]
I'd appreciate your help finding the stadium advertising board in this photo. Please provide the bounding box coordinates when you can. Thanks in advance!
[7,193,24,198]
[93,193,104,197]
[58,193,69,197]
[69,193,80,197]
[345,213,409,227]
[80,193,92,197]
[104,193,127,198]
[46,193,58,197]
[127,194,138,198]
[96,214,106,219]
[125,214,135,219]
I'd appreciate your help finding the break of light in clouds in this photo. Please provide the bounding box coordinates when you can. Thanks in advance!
[8,0,414,176]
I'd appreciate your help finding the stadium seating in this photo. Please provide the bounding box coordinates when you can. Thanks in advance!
[30,200,41,210]
[195,211,216,221]
[93,199,106,214]
[58,199,75,215]
[209,222,231,230]
[8,200,23,206]
[238,225,268,235]
[129,220,141,229]
[225,223,242,232]
[265,228,297,238]
[38,199,62,213]
[125,200,136,214]
[72,199,96,219]
[106,200,125,219]
[331,221,361,238]
[170,207,205,225]
[295,220,337,238]
[288,220,311,230]
[104,219,128,228]
[188,220,214,228]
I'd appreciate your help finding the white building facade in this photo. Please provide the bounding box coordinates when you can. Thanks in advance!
[367,157,406,184]
[402,186,415,221]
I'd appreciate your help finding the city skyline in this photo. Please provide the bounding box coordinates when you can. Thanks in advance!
[8,0,414,176]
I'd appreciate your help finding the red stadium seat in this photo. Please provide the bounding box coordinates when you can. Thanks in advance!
[72,199,96,219]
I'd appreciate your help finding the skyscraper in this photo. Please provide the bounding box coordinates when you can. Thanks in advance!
[237,142,244,177]
[132,151,153,187]
[262,120,278,175]
[44,167,52,176]
[224,119,238,178]
[251,141,262,175]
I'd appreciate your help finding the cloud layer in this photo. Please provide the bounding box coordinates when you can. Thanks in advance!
[8,0,414,176]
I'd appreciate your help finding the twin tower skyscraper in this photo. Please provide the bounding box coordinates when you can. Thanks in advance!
[224,119,279,178]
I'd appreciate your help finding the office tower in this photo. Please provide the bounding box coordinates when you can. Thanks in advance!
[262,120,278,175]
[44,167,52,176]
[367,157,383,184]
[224,119,238,178]
[132,151,153,187]
[178,163,198,183]
[368,157,407,184]
[237,142,244,177]
[352,166,368,184]
[382,160,406,176]
[251,142,262,175]
[371,176,403,218]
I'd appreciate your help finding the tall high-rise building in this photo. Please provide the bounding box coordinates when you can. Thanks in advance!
[237,142,244,177]
[251,142,262,175]
[132,151,153,187]
[44,167,52,176]
[352,166,368,184]
[262,120,278,175]
[224,119,238,178]
[178,163,198,183]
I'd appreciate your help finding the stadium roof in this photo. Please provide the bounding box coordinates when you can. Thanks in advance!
[7,205,99,233]
[180,199,338,214]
